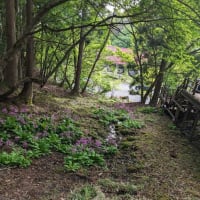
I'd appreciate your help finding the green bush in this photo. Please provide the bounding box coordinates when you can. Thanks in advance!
[0,150,31,167]
[120,119,144,129]
[64,149,105,172]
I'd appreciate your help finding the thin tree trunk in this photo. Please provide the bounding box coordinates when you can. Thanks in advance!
[71,26,84,95]
[81,28,111,94]
[4,0,18,87]
[71,5,86,95]
[142,77,157,104]
[149,59,166,106]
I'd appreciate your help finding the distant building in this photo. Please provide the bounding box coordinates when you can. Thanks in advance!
[105,45,133,75]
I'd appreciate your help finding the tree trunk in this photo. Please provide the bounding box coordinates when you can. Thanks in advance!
[20,0,34,104]
[71,27,84,95]
[149,59,166,106]
[71,5,86,95]
[142,77,157,104]
[4,0,18,87]
[81,28,111,94]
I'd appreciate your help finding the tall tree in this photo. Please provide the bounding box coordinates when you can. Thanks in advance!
[4,0,18,87]
[71,3,86,95]
[19,0,34,104]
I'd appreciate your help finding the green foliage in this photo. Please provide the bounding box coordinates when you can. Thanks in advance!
[0,109,119,171]
[93,108,119,125]
[93,108,144,129]
[69,184,97,200]
[168,123,177,130]
[103,145,118,156]
[119,119,144,129]
[138,106,158,114]
[98,178,138,195]
[110,25,133,48]
[64,149,105,172]
[31,138,51,155]
[0,114,83,167]
[93,108,129,126]
[0,150,31,167]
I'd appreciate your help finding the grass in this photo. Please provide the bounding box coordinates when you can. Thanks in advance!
[137,106,159,114]
[69,184,97,200]
[1,85,200,200]
[98,178,138,195]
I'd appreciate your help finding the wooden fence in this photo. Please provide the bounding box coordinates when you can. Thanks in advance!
[160,78,200,138]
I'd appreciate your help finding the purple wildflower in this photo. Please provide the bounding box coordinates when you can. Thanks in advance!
[17,116,26,125]
[95,140,102,148]
[36,132,43,139]
[84,129,89,135]
[107,138,117,146]
[76,137,90,146]
[0,118,4,124]
[22,141,28,149]
[51,114,58,121]
[5,140,13,147]
[71,147,77,153]
[0,138,3,147]
[106,135,117,146]
[27,114,33,119]
[14,136,20,142]
[9,105,18,113]
[34,136,39,140]
[8,111,17,116]
[60,131,72,138]
[2,108,8,114]
[33,122,38,129]
[20,106,29,113]
[42,131,48,137]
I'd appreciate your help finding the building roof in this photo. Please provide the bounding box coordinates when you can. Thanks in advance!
[106,55,126,65]
[105,45,133,65]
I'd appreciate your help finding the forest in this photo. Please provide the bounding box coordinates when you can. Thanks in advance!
[0,0,200,199]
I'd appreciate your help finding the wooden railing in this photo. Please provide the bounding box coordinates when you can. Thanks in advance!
[160,78,200,138]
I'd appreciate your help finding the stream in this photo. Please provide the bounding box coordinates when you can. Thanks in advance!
[105,82,149,103]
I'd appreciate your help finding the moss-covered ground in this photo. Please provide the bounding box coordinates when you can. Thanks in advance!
[0,84,200,200]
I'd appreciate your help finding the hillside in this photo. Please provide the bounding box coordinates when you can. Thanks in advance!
[0,84,200,200]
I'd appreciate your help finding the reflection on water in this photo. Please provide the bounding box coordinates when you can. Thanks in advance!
[106,82,149,103]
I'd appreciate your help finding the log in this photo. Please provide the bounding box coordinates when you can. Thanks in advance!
[181,90,200,110]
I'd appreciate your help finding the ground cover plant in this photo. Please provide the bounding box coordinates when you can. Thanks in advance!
[92,108,144,129]
[0,104,129,171]
[0,87,200,199]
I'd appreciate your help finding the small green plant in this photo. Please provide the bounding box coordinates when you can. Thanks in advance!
[98,178,138,195]
[69,184,97,200]
[0,150,31,167]
[138,106,158,114]
[103,145,118,156]
[0,110,118,172]
[168,123,177,130]
[120,119,144,129]
[31,138,51,155]
[93,108,118,125]
[64,149,105,172]
[93,108,129,126]
[0,114,85,167]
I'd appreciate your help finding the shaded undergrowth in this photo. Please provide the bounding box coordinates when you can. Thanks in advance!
[1,85,200,200]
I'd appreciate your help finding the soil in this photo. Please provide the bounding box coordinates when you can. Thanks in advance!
[0,84,200,200]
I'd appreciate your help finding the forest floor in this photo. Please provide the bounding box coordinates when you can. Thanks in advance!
[0,84,200,200]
